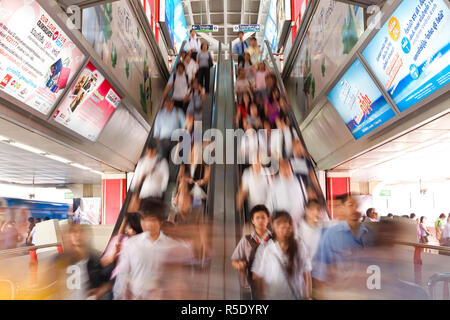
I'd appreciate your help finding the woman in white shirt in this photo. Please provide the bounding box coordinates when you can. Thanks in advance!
[252,210,312,300]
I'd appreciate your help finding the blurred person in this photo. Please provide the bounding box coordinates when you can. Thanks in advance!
[239,124,261,165]
[387,213,394,218]
[186,78,206,122]
[234,67,252,104]
[245,37,262,67]
[153,97,186,159]
[129,139,169,205]
[196,42,213,93]
[184,53,198,84]
[52,224,109,300]
[266,158,307,230]
[162,62,190,113]
[254,61,269,99]
[298,200,323,260]
[243,103,263,131]
[419,216,431,244]
[272,116,296,159]
[312,194,374,299]
[238,52,255,85]
[26,217,36,246]
[231,205,272,300]
[410,213,416,220]
[235,91,251,128]
[264,88,281,128]
[233,31,249,66]
[113,201,193,299]
[434,213,446,242]
[36,218,42,223]
[0,208,19,249]
[441,216,450,246]
[366,208,379,222]
[236,154,272,212]
[179,50,187,63]
[252,211,312,300]
[185,29,201,61]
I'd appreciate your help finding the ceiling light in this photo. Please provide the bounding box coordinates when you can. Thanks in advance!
[90,170,104,176]
[9,141,45,155]
[70,163,91,171]
[45,154,72,164]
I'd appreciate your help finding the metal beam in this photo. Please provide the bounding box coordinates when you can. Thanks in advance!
[241,0,246,24]
[223,0,227,44]
[184,0,195,26]
[205,0,212,37]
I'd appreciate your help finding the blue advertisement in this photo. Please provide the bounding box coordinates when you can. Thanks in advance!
[328,58,396,140]
[165,0,188,52]
[362,0,450,112]
[263,0,278,52]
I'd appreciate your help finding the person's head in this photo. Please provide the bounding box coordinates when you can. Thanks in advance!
[191,77,200,90]
[164,96,175,112]
[387,213,394,218]
[190,29,196,38]
[238,31,244,40]
[244,52,251,63]
[258,62,266,72]
[139,200,166,236]
[420,216,426,224]
[250,37,257,47]
[184,53,191,63]
[278,158,292,179]
[305,199,321,225]
[336,194,360,222]
[238,67,246,79]
[366,208,378,221]
[201,42,208,51]
[68,223,86,248]
[271,87,280,100]
[272,211,298,276]
[28,217,35,224]
[124,212,143,237]
[439,213,446,220]
[176,62,185,74]
[180,50,187,60]
[410,213,416,219]
[36,218,42,223]
[44,217,50,221]
[146,139,158,158]
[250,205,270,232]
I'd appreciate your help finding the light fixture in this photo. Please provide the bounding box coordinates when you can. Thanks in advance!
[90,170,104,176]
[70,163,91,171]
[10,141,45,155]
[44,154,72,164]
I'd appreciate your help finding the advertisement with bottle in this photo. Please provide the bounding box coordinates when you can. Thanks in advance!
[362,0,450,112]
[0,0,85,115]
[328,58,396,139]
[53,62,122,142]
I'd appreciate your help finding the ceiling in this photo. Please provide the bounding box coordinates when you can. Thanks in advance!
[182,0,269,46]
[329,112,450,183]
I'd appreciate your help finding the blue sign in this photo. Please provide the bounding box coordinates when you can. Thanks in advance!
[362,0,450,112]
[328,58,396,140]
[192,25,218,32]
[233,24,261,32]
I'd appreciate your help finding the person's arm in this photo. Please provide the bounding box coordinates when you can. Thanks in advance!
[160,160,170,192]
[112,241,132,300]
[303,271,312,300]
[201,87,206,101]
[153,113,162,139]
[162,81,173,99]
[197,165,210,187]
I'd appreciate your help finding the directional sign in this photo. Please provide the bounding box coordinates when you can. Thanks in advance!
[233,24,260,32]
[192,25,219,32]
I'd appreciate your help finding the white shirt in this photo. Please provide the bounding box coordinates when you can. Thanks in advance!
[185,60,198,83]
[442,222,450,239]
[266,175,307,230]
[252,239,312,300]
[298,220,322,260]
[131,156,169,199]
[184,37,201,53]
[168,71,190,101]
[241,166,272,210]
[113,232,193,300]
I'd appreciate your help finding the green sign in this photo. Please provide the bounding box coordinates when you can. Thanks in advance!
[379,190,391,197]
[64,192,74,199]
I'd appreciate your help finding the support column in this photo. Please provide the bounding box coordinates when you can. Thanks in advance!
[326,176,351,219]
[101,173,127,225]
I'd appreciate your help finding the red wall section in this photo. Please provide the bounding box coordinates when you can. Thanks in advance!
[101,178,126,225]
[326,177,351,219]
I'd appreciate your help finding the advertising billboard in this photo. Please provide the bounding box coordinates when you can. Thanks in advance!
[328,58,396,140]
[362,0,450,112]
[52,62,122,142]
[263,0,278,53]
[0,0,85,115]
[160,0,188,53]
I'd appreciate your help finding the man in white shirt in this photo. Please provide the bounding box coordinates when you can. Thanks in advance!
[184,29,201,61]
[113,201,193,300]
[366,208,379,222]
[236,154,272,212]
[130,140,169,202]
[441,216,450,246]
[298,199,323,260]
[163,62,190,113]
[266,158,307,230]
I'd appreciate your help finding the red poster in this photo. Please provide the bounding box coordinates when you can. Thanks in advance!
[53,62,121,141]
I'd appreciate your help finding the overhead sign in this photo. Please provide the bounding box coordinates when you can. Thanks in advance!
[192,25,219,32]
[52,62,122,142]
[233,24,260,32]
[0,0,85,115]
[362,0,450,112]
[379,190,391,196]
[328,58,396,140]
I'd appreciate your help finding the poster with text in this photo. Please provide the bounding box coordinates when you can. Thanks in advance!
[328,58,396,139]
[362,0,450,112]
[0,0,85,115]
[290,1,365,111]
[53,62,121,142]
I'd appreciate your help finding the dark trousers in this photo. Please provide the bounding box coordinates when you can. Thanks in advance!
[174,100,188,114]
[158,139,177,161]
[196,67,210,93]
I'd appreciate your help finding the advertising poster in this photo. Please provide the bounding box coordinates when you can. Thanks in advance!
[362,0,450,112]
[263,0,278,53]
[73,198,101,225]
[291,1,365,110]
[82,1,158,118]
[166,0,188,53]
[328,58,396,139]
[0,0,85,115]
[53,62,122,142]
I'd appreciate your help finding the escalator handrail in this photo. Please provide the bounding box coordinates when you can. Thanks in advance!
[111,40,187,238]
[263,40,330,218]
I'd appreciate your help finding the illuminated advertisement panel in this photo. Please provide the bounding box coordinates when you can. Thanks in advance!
[160,0,188,53]
[53,62,122,142]
[328,58,396,139]
[263,0,278,52]
[0,0,85,115]
[362,0,450,112]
